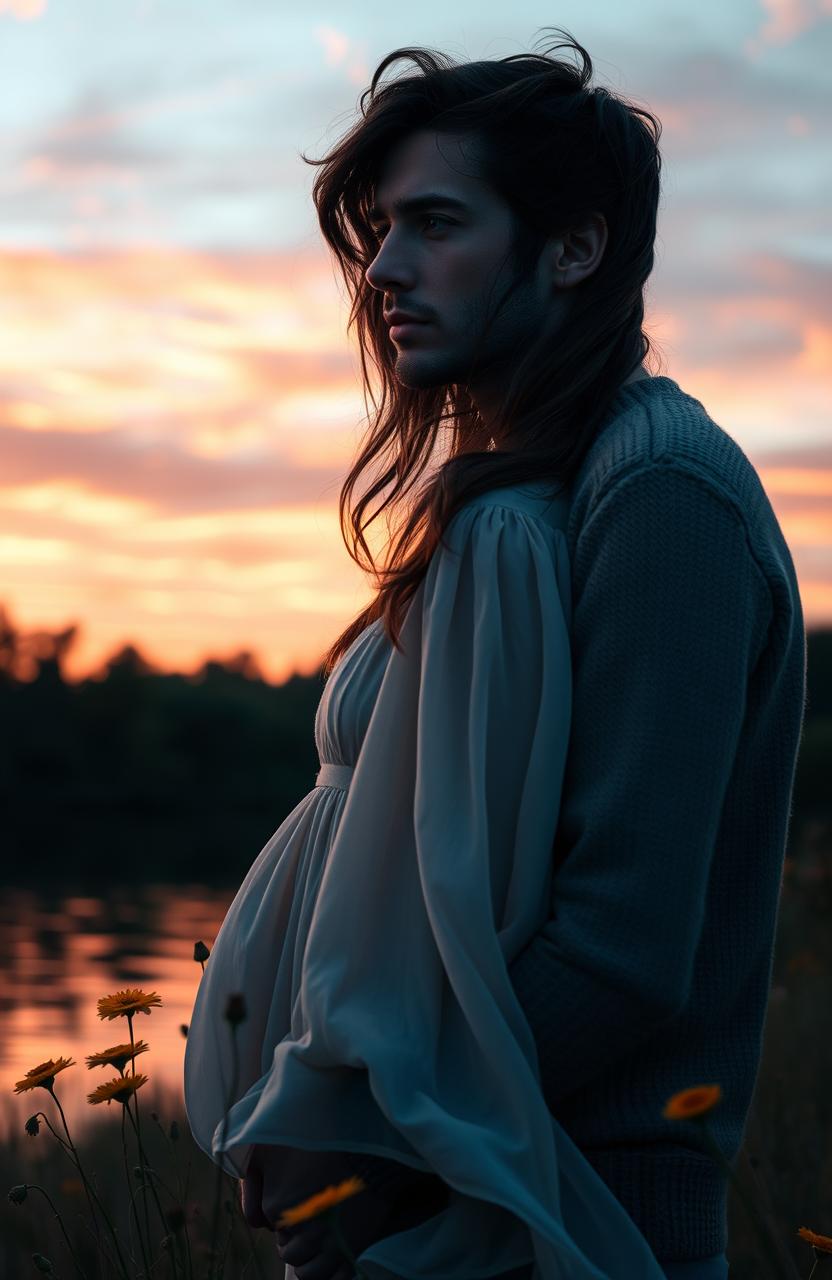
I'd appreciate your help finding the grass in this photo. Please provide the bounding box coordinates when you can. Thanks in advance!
[724,818,832,1279]
[2,819,831,1279]
[1,1080,280,1278]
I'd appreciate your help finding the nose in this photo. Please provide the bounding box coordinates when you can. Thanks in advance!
[365,238,415,294]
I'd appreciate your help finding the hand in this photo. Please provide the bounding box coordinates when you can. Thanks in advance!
[240,1143,397,1279]
[273,1182,450,1280]
[242,1143,449,1280]
[273,1182,398,1280]
[241,1143,355,1230]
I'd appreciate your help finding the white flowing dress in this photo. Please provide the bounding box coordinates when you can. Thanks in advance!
[184,480,667,1280]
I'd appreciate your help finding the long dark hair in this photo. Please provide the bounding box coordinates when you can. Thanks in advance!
[301,27,665,677]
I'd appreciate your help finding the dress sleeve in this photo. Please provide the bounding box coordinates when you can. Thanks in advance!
[302,497,574,1054]
[210,497,667,1280]
[314,498,575,1209]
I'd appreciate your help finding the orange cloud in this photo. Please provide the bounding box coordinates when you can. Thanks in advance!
[0,0,46,20]
[0,243,830,684]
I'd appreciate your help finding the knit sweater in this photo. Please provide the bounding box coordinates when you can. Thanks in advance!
[341,374,807,1263]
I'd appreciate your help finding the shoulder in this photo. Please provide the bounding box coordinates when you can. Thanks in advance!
[431,482,571,592]
[568,376,779,553]
[567,378,806,627]
[453,480,570,538]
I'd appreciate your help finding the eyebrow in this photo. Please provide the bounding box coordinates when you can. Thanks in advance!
[367,192,472,225]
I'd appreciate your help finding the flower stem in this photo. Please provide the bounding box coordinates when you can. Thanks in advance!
[47,1089,104,1253]
[34,1113,104,1280]
[209,1023,241,1280]
[27,1182,90,1279]
[126,1012,157,1272]
[151,1113,194,1280]
[133,1162,179,1204]
[46,1087,131,1280]
[216,1199,235,1280]
[34,1111,73,1154]
[233,1203,268,1280]
[125,1102,176,1249]
[122,1100,152,1277]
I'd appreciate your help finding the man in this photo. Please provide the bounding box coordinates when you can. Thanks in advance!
[247,99,805,1280]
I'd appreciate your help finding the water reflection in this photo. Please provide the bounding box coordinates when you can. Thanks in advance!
[0,883,236,1136]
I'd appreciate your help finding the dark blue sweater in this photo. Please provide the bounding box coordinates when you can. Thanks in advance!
[343,374,807,1263]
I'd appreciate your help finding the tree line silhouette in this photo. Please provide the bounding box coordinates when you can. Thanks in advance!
[1,603,830,883]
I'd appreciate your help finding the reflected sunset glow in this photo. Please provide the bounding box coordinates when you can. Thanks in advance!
[1,885,236,1137]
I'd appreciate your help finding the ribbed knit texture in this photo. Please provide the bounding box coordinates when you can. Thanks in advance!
[342,375,807,1263]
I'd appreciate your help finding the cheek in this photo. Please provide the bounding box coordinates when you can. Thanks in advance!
[436,247,482,284]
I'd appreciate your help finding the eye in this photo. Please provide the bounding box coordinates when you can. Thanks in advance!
[372,215,453,242]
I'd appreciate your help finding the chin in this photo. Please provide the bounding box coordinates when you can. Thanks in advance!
[392,358,457,391]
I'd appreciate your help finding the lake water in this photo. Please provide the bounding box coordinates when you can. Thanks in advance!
[0,882,238,1138]
[2,850,825,1145]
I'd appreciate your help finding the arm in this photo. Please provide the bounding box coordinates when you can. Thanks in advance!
[508,464,772,1110]
[243,1144,443,1280]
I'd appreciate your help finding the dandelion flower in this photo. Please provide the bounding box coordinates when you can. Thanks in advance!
[662,1084,722,1120]
[86,1041,149,1072]
[97,989,162,1021]
[797,1227,832,1254]
[275,1177,366,1229]
[87,1074,148,1106]
[13,1058,75,1094]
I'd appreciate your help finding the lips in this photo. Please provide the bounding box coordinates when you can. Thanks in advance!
[389,321,431,340]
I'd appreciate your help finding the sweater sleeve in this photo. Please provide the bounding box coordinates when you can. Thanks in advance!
[507,463,772,1112]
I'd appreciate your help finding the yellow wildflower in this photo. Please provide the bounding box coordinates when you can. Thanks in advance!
[797,1227,832,1254]
[662,1084,722,1120]
[275,1177,366,1229]
[97,989,162,1020]
[88,1074,148,1106]
[86,1041,149,1072]
[14,1058,75,1094]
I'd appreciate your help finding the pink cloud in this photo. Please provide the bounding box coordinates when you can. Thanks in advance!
[0,0,46,20]
[745,0,832,55]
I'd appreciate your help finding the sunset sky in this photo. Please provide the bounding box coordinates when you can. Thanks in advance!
[1,0,830,686]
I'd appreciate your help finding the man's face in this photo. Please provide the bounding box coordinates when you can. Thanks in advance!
[364,129,568,424]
